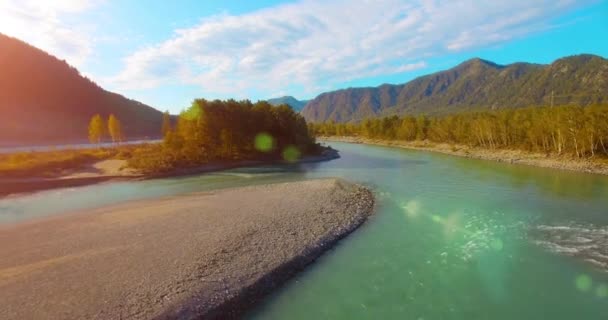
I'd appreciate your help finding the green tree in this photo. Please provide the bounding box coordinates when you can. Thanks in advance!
[88,114,106,144]
[108,114,124,143]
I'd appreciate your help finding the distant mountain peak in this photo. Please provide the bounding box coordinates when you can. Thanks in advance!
[267,96,310,112]
[457,57,504,70]
[551,54,607,67]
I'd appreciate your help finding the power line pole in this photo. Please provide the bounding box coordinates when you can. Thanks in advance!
[551,90,554,108]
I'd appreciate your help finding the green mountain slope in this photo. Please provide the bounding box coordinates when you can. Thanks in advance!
[0,33,163,145]
[301,55,608,122]
[267,96,309,111]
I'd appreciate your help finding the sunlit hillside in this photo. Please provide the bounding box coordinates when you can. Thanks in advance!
[0,33,163,145]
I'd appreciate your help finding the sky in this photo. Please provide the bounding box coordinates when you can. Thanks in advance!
[0,0,607,113]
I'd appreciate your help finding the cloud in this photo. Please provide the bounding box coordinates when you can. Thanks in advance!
[110,0,590,98]
[0,0,99,67]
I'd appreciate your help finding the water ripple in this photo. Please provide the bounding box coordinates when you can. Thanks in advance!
[531,223,608,272]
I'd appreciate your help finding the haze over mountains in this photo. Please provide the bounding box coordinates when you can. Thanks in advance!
[0,33,163,145]
[267,96,309,112]
[301,54,608,123]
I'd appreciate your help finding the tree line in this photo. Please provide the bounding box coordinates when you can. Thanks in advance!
[128,99,319,172]
[310,105,608,158]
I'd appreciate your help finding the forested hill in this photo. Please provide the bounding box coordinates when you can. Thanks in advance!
[301,54,608,123]
[267,96,309,112]
[0,33,163,145]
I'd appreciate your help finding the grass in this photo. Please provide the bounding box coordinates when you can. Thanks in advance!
[0,146,137,178]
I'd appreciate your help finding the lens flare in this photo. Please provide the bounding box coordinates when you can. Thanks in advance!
[254,133,274,152]
[491,238,504,251]
[575,274,592,292]
[400,200,420,217]
[442,213,461,236]
[282,145,301,162]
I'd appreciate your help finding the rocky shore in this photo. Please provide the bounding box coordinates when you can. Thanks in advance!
[322,136,608,175]
[0,178,374,320]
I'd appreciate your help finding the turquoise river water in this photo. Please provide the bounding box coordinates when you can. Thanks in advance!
[1,142,608,319]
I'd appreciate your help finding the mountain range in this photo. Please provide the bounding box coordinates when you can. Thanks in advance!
[0,33,163,145]
[2,31,607,145]
[301,54,608,122]
[267,96,309,111]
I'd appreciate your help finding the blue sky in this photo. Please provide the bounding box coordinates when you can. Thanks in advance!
[1,0,607,113]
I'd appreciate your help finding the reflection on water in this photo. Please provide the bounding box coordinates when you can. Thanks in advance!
[2,142,608,319]
[447,152,608,202]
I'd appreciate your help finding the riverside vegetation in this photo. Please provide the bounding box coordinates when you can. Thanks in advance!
[311,105,608,160]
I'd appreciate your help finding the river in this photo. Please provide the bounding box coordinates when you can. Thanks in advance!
[2,142,608,319]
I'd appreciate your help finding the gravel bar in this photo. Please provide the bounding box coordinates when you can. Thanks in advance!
[0,178,375,319]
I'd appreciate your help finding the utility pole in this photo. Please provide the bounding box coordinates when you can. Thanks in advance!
[551,90,554,108]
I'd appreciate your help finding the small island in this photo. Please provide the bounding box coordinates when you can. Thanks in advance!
[0,99,338,196]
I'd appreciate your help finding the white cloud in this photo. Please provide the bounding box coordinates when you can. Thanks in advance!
[110,0,589,97]
[0,0,99,67]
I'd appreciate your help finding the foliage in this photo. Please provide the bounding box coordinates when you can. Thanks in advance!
[107,114,124,143]
[311,105,608,158]
[128,99,320,173]
[88,114,106,144]
[161,111,172,137]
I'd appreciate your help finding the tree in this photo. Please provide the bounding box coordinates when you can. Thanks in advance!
[415,115,428,140]
[88,114,105,144]
[161,111,172,137]
[108,114,124,143]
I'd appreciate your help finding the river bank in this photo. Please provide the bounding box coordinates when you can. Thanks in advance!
[0,178,375,320]
[321,136,608,175]
[0,148,340,197]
